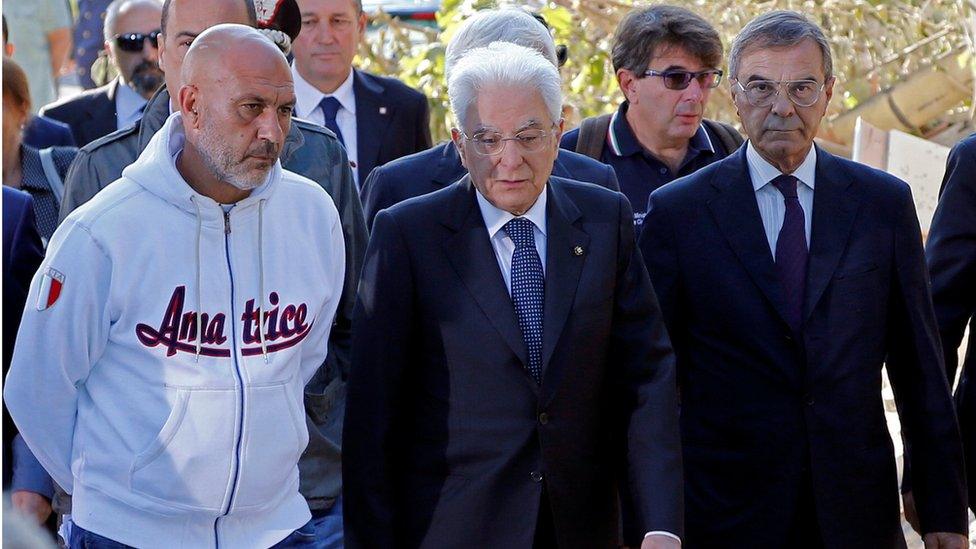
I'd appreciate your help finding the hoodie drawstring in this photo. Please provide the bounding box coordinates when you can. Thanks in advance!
[191,196,203,363]
[257,199,269,363]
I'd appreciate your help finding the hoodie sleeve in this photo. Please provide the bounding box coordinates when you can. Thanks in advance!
[3,219,113,493]
[299,206,346,386]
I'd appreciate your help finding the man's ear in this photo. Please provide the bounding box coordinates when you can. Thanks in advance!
[451,128,466,167]
[357,10,368,38]
[616,69,638,104]
[157,34,168,73]
[179,84,200,127]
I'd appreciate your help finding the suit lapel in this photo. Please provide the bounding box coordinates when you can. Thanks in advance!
[707,146,793,328]
[540,181,589,390]
[87,79,121,143]
[803,148,861,323]
[443,177,529,368]
[354,70,392,180]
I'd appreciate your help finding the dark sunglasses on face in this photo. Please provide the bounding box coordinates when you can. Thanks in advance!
[114,30,161,52]
[642,68,724,90]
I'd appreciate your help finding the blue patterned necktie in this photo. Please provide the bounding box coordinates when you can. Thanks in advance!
[772,174,808,333]
[503,217,545,384]
[318,96,345,145]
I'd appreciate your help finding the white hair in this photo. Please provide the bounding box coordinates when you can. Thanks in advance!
[444,8,558,78]
[448,41,562,133]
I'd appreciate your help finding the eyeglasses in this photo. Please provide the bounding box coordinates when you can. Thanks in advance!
[734,79,825,108]
[642,69,723,90]
[114,30,161,52]
[460,123,560,156]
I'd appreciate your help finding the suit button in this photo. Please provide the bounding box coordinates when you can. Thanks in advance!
[530,471,544,483]
[538,412,549,425]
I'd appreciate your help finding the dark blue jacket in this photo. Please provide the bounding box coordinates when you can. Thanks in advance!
[2,188,44,489]
[926,132,976,514]
[360,141,620,229]
[352,70,432,183]
[639,144,968,546]
[23,116,76,149]
[346,176,681,548]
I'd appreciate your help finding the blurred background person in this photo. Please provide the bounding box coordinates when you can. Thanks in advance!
[3,0,73,112]
[290,0,432,187]
[2,187,50,533]
[41,0,164,147]
[3,16,76,150]
[73,0,114,89]
[3,57,79,245]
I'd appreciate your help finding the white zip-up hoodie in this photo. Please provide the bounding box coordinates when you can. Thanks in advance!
[4,112,345,548]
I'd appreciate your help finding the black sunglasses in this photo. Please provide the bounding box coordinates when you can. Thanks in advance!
[642,69,723,90]
[114,30,161,52]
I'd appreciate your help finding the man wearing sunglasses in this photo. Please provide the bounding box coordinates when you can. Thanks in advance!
[40,0,164,147]
[561,5,741,228]
[639,10,968,548]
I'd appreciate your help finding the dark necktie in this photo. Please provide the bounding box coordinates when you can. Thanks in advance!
[772,174,808,333]
[503,217,545,384]
[318,96,345,145]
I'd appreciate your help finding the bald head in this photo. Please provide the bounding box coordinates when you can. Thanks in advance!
[182,23,288,85]
[177,24,296,196]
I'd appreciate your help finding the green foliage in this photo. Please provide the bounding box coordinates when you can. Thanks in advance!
[360,0,973,144]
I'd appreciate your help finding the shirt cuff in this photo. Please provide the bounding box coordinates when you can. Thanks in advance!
[644,531,681,544]
[11,434,54,500]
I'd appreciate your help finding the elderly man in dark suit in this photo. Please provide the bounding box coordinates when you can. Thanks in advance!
[359,8,619,230]
[639,11,968,549]
[344,41,682,549]
[926,133,976,516]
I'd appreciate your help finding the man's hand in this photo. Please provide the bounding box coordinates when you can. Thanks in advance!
[641,534,681,549]
[11,490,52,525]
[902,490,921,533]
[923,532,968,549]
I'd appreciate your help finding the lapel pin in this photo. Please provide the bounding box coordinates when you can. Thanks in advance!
[573,245,584,256]
[379,107,388,115]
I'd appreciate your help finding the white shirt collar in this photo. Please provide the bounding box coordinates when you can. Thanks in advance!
[476,184,548,240]
[746,140,817,192]
[292,65,356,118]
[115,79,148,126]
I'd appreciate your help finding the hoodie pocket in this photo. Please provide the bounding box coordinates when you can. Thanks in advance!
[231,380,308,511]
[129,388,236,512]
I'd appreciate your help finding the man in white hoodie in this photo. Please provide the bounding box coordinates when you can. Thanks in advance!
[4,24,345,549]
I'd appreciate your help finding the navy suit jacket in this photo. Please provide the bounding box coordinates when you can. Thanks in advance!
[23,116,76,149]
[360,141,620,229]
[345,176,682,548]
[639,145,967,547]
[39,79,120,147]
[353,70,432,183]
[2,187,44,488]
[926,133,976,514]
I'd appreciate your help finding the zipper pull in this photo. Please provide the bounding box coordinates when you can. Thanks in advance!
[224,210,231,234]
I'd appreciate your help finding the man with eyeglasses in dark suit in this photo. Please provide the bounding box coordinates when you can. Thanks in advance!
[41,0,164,147]
[639,10,968,548]
[561,5,742,229]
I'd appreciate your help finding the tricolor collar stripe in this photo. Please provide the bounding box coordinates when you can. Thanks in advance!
[608,109,623,156]
[701,124,716,153]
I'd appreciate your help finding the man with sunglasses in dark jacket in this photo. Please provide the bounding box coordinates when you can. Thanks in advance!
[41,0,165,147]
[561,5,742,229]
